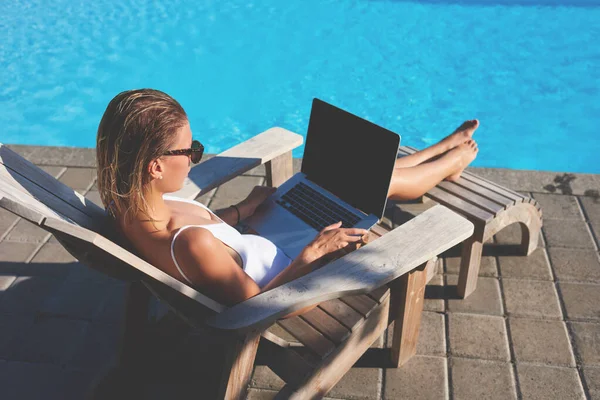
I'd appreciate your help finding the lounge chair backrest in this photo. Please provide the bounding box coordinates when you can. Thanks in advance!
[0,144,226,318]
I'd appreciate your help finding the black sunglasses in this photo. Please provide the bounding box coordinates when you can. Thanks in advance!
[163,140,204,164]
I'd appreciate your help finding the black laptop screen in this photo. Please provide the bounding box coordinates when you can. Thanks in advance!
[301,98,400,220]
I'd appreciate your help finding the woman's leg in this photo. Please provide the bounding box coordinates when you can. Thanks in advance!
[394,120,479,169]
[388,140,478,201]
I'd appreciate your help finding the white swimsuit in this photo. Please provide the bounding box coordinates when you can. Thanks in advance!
[165,195,292,288]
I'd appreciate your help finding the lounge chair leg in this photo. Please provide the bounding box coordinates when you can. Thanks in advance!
[457,236,483,299]
[218,331,261,400]
[266,152,293,188]
[119,281,151,368]
[519,220,541,256]
[388,262,428,367]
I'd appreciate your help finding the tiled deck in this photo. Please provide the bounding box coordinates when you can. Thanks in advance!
[1,144,599,400]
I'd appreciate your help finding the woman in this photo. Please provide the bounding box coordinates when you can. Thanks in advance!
[96,89,478,306]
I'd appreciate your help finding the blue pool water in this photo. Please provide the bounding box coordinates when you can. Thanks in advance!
[1,0,599,173]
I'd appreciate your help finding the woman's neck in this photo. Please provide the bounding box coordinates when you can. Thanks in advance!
[121,189,172,234]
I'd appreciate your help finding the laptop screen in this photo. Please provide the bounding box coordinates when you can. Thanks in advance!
[301,98,400,220]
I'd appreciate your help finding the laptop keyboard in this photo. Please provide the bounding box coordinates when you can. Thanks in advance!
[276,182,362,231]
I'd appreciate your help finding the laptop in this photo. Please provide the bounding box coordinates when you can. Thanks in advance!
[244,98,401,259]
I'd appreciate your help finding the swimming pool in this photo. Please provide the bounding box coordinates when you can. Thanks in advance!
[1,0,599,173]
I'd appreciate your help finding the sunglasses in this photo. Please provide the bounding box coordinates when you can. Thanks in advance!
[163,140,204,164]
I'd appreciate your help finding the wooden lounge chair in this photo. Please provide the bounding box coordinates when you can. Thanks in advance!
[0,128,473,399]
[397,146,543,299]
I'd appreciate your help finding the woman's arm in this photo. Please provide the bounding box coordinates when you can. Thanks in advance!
[215,186,276,226]
[174,222,368,311]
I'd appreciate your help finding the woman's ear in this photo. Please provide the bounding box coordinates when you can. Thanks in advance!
[148,159,164,180]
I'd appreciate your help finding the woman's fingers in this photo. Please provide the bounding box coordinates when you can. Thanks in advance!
[342,228,369,236]
[322,221,342,232]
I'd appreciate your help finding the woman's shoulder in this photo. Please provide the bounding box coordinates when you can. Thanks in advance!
[173,226,217,257]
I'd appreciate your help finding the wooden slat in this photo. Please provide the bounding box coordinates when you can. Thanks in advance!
[367,285,390,303]
[436,181,505,215]
[278,317,336,358]
[0,168,97,229]
[207,205,474,332]
[339,295,378,318]
[451,177,515,208]
[318,299,364,331]
[0,145,105,224]
[461,174,525,203]
[277,297,390,399]
[426,187,494,223]
[300,307,351,344]
[370,223,389,238]
[173,127,303,200]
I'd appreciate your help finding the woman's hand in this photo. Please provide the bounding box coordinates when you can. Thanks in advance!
[239,186,277,216]
[299,222,369,266]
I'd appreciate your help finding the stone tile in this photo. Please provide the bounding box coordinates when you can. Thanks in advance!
[251,365,284,391]
[194,187,217,206]
[502,279,562,319]
[387,312,445,356]
[517,364,585,400]
[0,314,35,359]
[246,388,338,400]
[94,282,128,323]
[569,322,600,366]
[445,255,498,277]
[247,388,277,400]
[470,168,600,197]
[448,313,510,361]
[543,219,596,249]
[58,167,96,190]
[509,318,575,366]
[532,193,583,220]
[84,190,104,208]
[208,175,264,210]
[424,274,445,312]
[8,316,89,364]
[24,242,77,277]
[580,196,600,224]
[559,282,600,321]
[0,275,17,293]
[583,366,600,400]
[417,312,446,356]
[450,357,516,400]
[0,360,97,400]
[38,165,66,178]
[0,208,19,238]
[328,367,381,400]
[497,247,552,280]
[494,221,545,248]
[40,280,114,319]
[548,247,600,283]
[0,241,39,263]
[384,355,447,400]
[69,322,120,370]
[3,218,50,243]
[447,276,503,316]
[0,276,63,315]
[0,242,39,277]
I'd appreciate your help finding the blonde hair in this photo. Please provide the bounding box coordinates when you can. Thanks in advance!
[96,89,188,223]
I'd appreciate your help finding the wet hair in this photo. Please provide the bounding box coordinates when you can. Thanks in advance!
[96,88,188,223]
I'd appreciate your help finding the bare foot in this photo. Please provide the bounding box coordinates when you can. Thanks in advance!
[445,139,478,182]
[440,119,479,151]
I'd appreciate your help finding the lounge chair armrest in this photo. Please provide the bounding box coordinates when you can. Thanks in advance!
[172,127,303,199]
[207,205,474,332]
